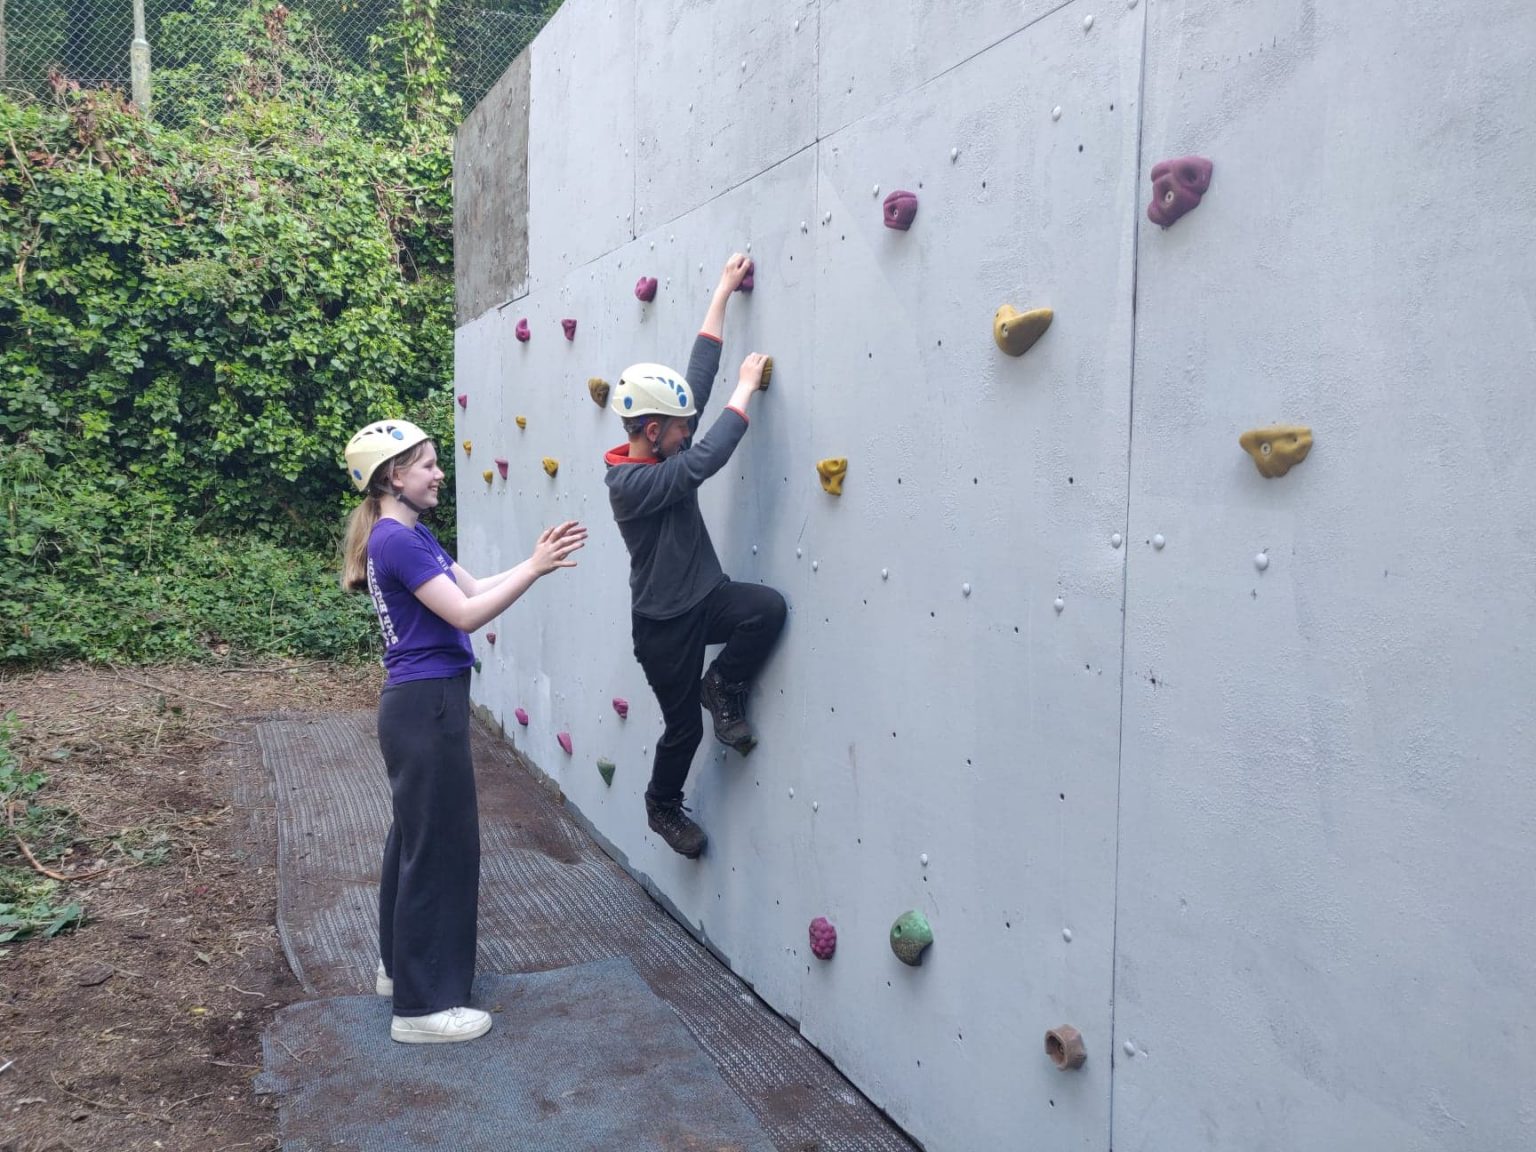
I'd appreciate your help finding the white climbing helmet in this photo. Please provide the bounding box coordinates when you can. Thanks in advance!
[611,362,696,421]
[344,418,431,491]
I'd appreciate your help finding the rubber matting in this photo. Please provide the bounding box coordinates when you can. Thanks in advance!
[255,960,775,1152]
[251,711,916,1151]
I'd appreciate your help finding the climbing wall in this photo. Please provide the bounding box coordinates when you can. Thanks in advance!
[451,1,1536,1149]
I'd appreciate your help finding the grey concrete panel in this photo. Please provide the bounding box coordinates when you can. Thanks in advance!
[1113,1,1536,1149]
[526,0,638,294]
[455,51,531,324]
[633,0,819,229]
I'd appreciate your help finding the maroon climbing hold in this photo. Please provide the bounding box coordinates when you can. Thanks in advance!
[495,457,508,479]
[486,632,496,645]
[612,697,629,718]
[557,731,573,754]
[515,318,531,342]
[809,917,837,960]
[561,318,577,340]
[1147,156,1213,228]
[635,276,658,302]
[736,260,754,294]
[457,393,468,409]
[883,189,919,231]
[515,707,529,726]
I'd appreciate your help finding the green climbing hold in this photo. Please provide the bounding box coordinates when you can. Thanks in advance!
[473,658,483,673]
[597,758,616,786]
[890,910,933,966]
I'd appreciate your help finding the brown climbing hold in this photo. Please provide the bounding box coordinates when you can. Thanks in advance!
[759,356,773,390]
[482,469,494,484]
[993,305,1053,356]
[588,377,611,408]
[1147,156,1214,228]
[816,458,848,495]
[542,457,559,477]
[516,416,527,429]
[562,318,577,340]
[1045,1026,1087,1070]
[883,189,919,230]
[1239,425,1312,478]
[462,439,472,456]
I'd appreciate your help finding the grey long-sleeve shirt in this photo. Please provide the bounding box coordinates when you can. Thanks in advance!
[603,332,749,620]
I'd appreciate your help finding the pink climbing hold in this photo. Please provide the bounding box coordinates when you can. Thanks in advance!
[486,632,496,645]
[736,260,754,294]
[557,731,573,754]
[515,318,531,342]
[883,189,919,231]
[612,697,629,719]
[635,276,658,302]
[809,916,837,960]
[457,393,468,409]
[515,707,529,726]
[561,318,577,340]
[1147,156,1213,228]
[495,457,508,479]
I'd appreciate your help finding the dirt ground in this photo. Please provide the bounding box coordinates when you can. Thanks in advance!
[0,660,383,1152]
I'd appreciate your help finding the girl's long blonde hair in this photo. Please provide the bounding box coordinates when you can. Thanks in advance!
[339,440,433,592]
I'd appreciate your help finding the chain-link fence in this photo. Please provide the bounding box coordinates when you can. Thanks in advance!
[0,0,549,118]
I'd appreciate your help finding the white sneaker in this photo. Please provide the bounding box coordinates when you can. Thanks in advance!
[375,960,392,997]
[390,1006,492,1044]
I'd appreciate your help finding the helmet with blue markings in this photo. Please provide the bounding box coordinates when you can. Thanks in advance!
[611,362,696,421]
[344,418,431,491]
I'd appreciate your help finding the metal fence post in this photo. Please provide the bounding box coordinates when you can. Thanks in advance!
[130,0,150,114]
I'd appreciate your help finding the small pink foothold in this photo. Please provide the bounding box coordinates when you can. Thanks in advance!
[495,457,508,479]
[635,276,658,302]
[515,318,531,342]
[515,707,529,726]
[486,632,496,645]
[736,260,754,293]
[1147,156,1213,227]
[561,318,577,340]
[809,916,837,960]
[612,697,629,718]
[883,189,919,230]
[557,731,573,754]
[456,393,468,409]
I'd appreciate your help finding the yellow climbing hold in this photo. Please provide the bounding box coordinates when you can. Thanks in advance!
[588,377,611,408]
[462,439,473,456]
[993,305,1053,356]
[817,457,848,495]
[1239,425,1313,478]
[542,457,559,477]
[516,416,527,429]
[482,469,494,484]
[760,356,774,389]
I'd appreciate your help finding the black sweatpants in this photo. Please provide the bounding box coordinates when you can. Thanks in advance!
[632,580,788,802]
[376,671,479,1016]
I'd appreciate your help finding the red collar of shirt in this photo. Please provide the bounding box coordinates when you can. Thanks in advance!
[604,444,661,466]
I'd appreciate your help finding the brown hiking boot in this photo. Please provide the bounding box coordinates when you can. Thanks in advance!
[646,795,707,858]
[700,665,756,755]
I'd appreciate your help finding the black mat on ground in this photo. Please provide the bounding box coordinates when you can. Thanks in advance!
[250,712,915,1151]
[255,960,775,1152]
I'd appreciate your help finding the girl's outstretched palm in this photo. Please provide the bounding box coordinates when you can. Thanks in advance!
[533,521,587,574]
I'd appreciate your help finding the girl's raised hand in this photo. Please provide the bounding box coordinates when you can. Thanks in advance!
[720,253,751,291]
[532,520,587,575]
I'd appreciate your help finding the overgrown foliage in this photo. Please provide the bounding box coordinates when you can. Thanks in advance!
[1,1,464,666]
[0,712,85,944]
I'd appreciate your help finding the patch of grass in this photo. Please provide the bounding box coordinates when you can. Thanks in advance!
[0,712,86,942]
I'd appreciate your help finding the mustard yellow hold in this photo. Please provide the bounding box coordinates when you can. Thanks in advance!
[993,305,1053,356]
[542,457,559,477]
[462,439,472,456]
[817,457,848,495]
[588,377,610,408]
[482,469,494,484]
[516,416,527,430]
[1239,425,1313,478]
[760,356,774,390]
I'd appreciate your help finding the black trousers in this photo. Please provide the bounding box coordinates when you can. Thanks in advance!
[632,580,788,802]
[376,672,479,1016]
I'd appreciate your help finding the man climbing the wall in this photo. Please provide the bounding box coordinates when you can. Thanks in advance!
[603,252,786,859]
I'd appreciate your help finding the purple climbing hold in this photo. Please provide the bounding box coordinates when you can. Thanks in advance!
[515,707,529,726]
[1147,156,1213,228]
[635,276,658,302]
[456,393,468,409]
[495,457,508,479]
[612,697,629,719]
[809,916,838,960]
[486,632,496,645]
[515,318,531,342]
[736,260,754,294]
[883,189,919,231]
[561,318,577,340]
[557,731,573,754]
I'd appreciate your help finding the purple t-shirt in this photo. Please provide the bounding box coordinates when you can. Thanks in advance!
[365,519,475,684]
